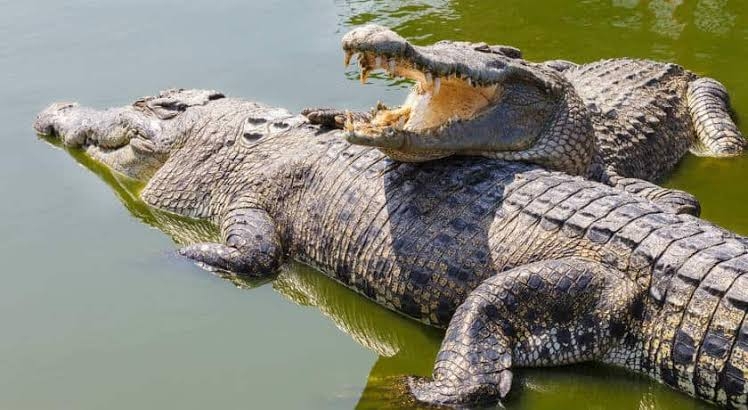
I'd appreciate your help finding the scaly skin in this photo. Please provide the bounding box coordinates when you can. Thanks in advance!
[306,25,745,216]
[35,90,748,408]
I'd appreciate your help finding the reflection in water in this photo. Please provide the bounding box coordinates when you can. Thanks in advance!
[648,0,685,39]
[611,0,736,38]
[335,0,459,42]
[334,0,743,67]
[694,0,735,35]
[274,264,441,359]
[40,137,220,246]
[50,136,713,409]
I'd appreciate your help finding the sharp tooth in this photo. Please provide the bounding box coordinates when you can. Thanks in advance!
[375,56,382,69]
[360,68,370,84]
[344,110,354,131]
[372,101,387,115]
[344,50,353,67]
[467,77,473,87]
[425,72,433,85]
[433,77,441,95]
[388,58,396,74]
[396,116,406,129]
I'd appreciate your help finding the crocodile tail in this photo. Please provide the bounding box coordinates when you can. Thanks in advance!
[648,237,748,408]
[687,77,745,156]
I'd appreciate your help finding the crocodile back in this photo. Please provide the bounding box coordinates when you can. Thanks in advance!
[565,58,697,182]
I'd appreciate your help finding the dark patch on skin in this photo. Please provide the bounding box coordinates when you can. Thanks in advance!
[557,328,572,345]
[434,233,453,247]
[446,196,463,207]
[470,202,491,217]
[531,322,546,336]
[736,327,748,351]
[464,222,481,234]
[609,318,627,339]
[468,319,485,338]
[436,298,456,324]
[673,330,696,365]
[525,309,538,324]
[556,276,572,292]
[410,267,431,285]
[447,264,470,281]
[503,291,518,312]
[450,218,468,231]
[361,281,377,299]
[398,203,423,218]
[576,272,592,290]
[601,252,618,266]
[483,303,501,320]
[527,274,543,290]
[702,332,730,358]
[721,362,746,397]
[562,221,586,238]
[335,264,350,284]
[661,367,677,387]
[500,320,516,338]
[473,249,489,265]
[538,345,552,361]
[578,330,595,348]
[392,237,408,253]
[552,305,573,323]
[400,294,421,319]
[581,314,597,330]
[540,216,562,231]
[629,295,645,320]
[587,225,613,244]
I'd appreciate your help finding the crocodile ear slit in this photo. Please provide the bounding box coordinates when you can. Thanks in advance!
[499,63,562,95]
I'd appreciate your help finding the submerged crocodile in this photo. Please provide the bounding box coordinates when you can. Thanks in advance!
[34,89,748,408]
[305,25,744,215]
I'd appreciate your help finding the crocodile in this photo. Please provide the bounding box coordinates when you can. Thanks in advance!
[34,89,748,408]
[304,24,744,216]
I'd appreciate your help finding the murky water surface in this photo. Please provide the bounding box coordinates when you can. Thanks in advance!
[1,1,747,408]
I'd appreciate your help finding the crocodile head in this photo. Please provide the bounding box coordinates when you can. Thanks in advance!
[341,24,593,174]
[34,89,309,218]
[33,89,225,180]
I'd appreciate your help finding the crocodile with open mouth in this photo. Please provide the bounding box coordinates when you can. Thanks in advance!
[34,88,748,408]
[305,24,744,216]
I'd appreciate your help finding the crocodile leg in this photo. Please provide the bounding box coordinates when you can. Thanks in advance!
[178,204,282,276]
[687,77,745,156]
[408,257,642,407]
[608,176,701,216]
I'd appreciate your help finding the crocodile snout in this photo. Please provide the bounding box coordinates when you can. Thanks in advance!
[33,102,82,143]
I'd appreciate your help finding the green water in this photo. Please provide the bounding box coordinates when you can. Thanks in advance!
[1,0,746,408]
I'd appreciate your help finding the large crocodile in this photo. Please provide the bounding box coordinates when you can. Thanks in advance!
[305,25,744,215]
[34,89,748,408]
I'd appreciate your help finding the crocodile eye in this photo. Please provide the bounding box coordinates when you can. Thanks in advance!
[246,117,267,125]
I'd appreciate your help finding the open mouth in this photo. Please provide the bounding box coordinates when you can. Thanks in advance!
[341,24,521,148]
